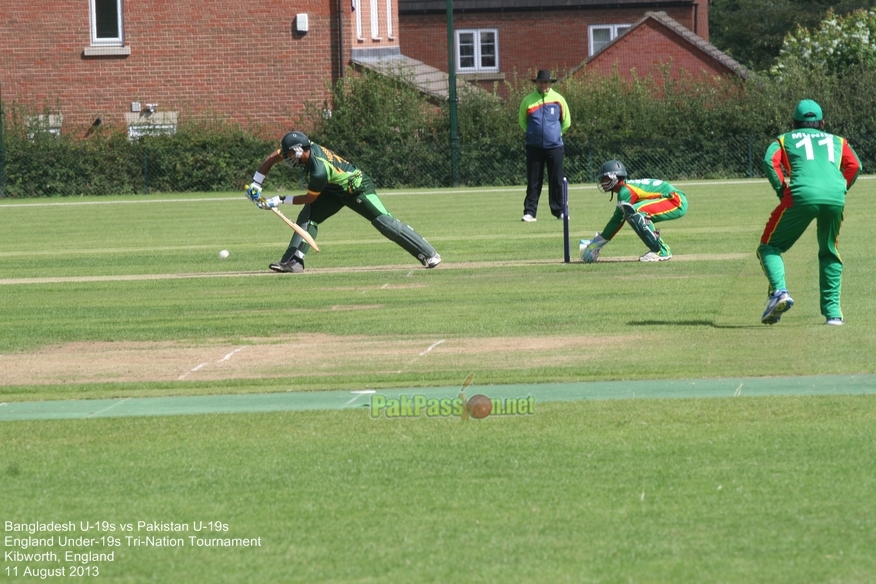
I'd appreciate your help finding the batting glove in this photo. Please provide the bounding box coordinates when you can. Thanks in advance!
[256,196,283,210]
[245,184,263,203]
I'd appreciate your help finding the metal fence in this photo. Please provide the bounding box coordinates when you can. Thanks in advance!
[320,133,868,189]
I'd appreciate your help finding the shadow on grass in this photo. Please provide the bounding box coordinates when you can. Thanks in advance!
[628,320,760,329]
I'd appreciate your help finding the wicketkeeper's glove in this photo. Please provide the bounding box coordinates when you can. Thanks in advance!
[245,183,263,203]
[581,233,608,264]
[256,196,283,210]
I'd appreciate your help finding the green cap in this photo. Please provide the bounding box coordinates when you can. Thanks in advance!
[794,99,823,122]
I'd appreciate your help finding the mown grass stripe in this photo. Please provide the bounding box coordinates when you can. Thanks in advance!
[2,374,875,421]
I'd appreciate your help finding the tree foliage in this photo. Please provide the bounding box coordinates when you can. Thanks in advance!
[772,9,876,77]
[709,0,872,72]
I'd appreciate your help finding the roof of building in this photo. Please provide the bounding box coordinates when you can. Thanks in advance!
[350,48,482,101]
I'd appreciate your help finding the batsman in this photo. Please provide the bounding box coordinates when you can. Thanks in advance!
[245,131,441,273]
[581,160,688,263]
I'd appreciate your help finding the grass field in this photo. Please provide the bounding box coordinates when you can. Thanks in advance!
[2,179,876,582]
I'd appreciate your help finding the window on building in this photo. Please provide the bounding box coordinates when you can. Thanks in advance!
[385,0,394,39]
[589,24,631,56]
[456,29,498,73]
[354,0,363,39]
[369,0,380,39]
[90,0,124,46]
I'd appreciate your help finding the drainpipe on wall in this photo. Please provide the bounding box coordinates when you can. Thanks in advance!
[338,0,345,79]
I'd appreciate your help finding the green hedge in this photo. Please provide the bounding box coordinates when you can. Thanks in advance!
[2,63,875,197]
[0,117,298,198]
[305,64,876,188]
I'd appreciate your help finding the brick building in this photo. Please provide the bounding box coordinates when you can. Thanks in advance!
[398,0,715,93]
[0,0,401,135]
[579,11,749,82]
[0,0,741,137]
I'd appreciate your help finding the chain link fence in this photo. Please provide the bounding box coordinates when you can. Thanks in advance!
[294,132,869,189]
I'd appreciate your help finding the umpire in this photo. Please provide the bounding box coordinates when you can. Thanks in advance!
[518,69,571,222]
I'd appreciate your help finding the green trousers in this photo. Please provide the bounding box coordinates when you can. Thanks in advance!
[757,200,844,319]
[281,176,389,261]
[281,175,435,263]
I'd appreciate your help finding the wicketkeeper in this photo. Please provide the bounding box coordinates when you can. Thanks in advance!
[245,131,441,273]
[581,160,688,263]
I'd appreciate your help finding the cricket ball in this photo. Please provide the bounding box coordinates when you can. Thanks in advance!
[467,394,492,419]
[219,249,230,259]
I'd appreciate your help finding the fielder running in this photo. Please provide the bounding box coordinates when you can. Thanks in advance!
[581,160,688,263]
[245,131,441,273]
[758,99,861,325]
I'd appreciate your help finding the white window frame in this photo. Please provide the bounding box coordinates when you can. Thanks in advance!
[354,0,364,40]
[369,0,380,39]
[385,0,394,39]
[589,24,630,56]
[455,29,499,73]
[90,0,124,47]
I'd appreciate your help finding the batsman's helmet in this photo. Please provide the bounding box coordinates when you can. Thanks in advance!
[280,131,311,167]
[597,160,628,192]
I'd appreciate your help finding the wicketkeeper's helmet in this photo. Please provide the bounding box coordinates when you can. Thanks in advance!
[597,160,628,192]
[280,131,311,167]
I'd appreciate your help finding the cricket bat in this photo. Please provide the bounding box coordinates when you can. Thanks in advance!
[271,207,320,252]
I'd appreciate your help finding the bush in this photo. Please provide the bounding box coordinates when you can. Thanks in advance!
[0,113,282,198]
[3,63,875,197]
[303,67,449,188]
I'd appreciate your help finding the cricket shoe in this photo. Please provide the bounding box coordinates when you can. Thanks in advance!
[761,290,793,324]
[424,254,442,268]
[269,259,304,273]
[639,250,672,262]
[521,214,537,222]
[825,317,844,326]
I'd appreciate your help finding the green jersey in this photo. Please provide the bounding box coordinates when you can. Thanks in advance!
[303,143,365,197]
[601,179,687,239]
[763,129,861,205]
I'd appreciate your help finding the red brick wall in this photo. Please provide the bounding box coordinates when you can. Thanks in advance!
[399,6,700,84]
[587,20,730,80]
[350,0,401,47]
[694,0,709,42]
[0,0,347,133]
[0,1,714,133]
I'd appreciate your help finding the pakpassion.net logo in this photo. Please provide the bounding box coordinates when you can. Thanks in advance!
[369,374,535,419]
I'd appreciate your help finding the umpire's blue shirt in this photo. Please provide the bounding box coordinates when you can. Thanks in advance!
[519,88,571,149]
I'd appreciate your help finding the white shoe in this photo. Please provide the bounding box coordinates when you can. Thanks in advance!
[825,317,844,326]
[761,290,793,324]
[424,254,441,268]
[639,251,672,262]
[521,214,536,222]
